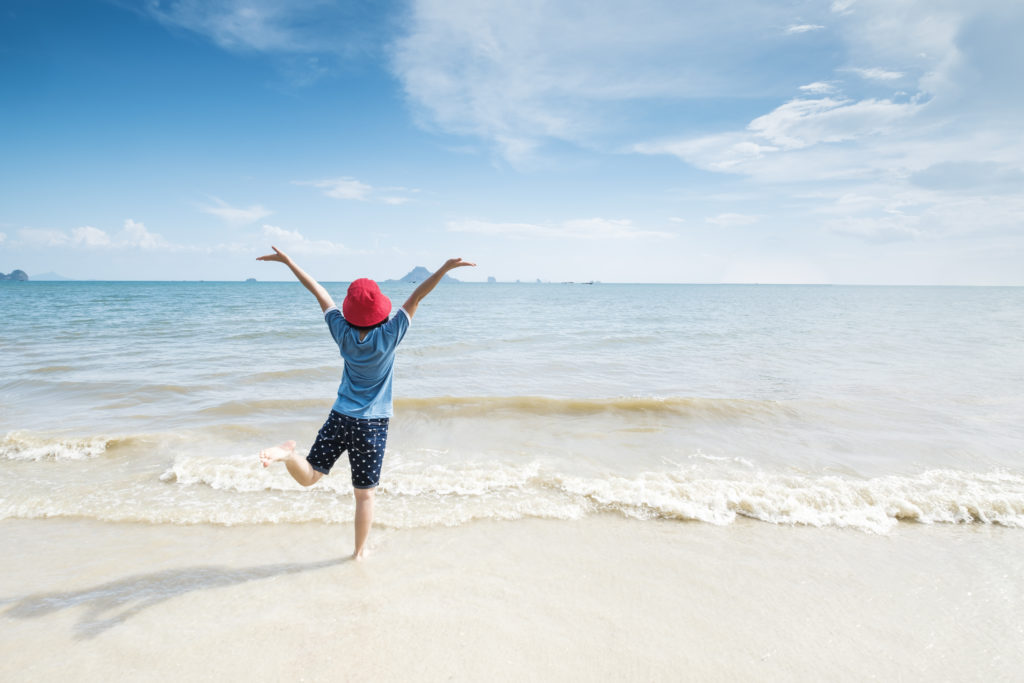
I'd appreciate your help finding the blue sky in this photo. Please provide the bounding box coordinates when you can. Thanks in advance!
[1,0,1022,283]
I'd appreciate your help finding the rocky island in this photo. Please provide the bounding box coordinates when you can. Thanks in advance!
[385,266,459,284]
[0,270,29,281]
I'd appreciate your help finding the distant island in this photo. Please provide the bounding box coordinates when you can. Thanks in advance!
[384,266,460,284]
[245,278,257,282]
[485,277,553,284]
[1,269,29,281]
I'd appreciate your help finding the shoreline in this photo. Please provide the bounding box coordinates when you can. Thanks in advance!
[2,516,1021,681]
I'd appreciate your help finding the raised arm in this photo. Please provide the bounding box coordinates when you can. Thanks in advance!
[256,246,336,313]
[402,258,475,318]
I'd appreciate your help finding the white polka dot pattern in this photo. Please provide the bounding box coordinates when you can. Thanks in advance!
[305,410,389,489]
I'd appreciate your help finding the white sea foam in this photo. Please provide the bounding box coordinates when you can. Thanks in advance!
[0,432,118,461]
[553,468,1024,533]
[5,453,1016,533]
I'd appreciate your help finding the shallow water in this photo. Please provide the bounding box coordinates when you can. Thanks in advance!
[1,281,1023,532]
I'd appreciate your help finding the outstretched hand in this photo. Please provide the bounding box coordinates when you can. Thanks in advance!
[442,258,476,272]
[256,246,291,264]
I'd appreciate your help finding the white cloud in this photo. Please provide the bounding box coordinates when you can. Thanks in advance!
[798,81,837,94]
[390,0,1012,174]
[787,24,825,34]
[71,226,112,247]
[705,213,759,227]
[140,0,321,53]
[447,218,672,240]
[200,197,272,225]
[748,97,919,150]
[0,232,7,244]
[813,185,1024,243]
[629,0,1024,250]
[296,177,372,200]
[261,224,352,254]
[846,67,904,81]
[669,217,686,223]
[391,0,829,161]
[633,132,778,173]
[16,229,69,247]
[293,177,416,204]
[120,219,171,249]
[633,95,923,180]
[129,1,391,87]
[15,220,176,251]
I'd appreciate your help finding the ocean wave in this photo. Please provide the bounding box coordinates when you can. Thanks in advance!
[150,455,1024,533]
[4,433,1022,531]
[394,395,801,420]
[552,468,1024,533]
[0,431,127,461]
[238,366,338,384]
[199,397,328,417]
[5,377,205,398]
[26,365,76,374]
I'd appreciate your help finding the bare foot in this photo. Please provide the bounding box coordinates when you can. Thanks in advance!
[259,440,296,468]
[352,548,370,561]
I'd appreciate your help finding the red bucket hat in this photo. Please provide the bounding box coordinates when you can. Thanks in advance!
[343,278,391,327]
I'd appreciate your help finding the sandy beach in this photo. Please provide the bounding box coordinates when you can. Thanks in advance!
[3,515,1022,682]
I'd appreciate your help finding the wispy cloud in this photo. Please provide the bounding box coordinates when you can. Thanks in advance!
[391,0,827,161]
[17,220,175,250]
[830,0,856,15]
[845,67,904,81]
[12,219,360,259]
[143,0,312,52]
[632,95,923,178]
[811,185,1024,243]
[129,0,386,86]
[447,218,672,240]
[749,97,919,150]
[293,177,417,204]
[134,0,371,54]
[706,213,759,227]
[261,224,353,254]
[628,0,1024,252]
[786,24,825,34]
[200,198,272,225]
[798,81,837,94]
[295,177,372,200]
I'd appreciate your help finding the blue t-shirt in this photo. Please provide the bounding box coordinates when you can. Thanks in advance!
[324,306,411,419]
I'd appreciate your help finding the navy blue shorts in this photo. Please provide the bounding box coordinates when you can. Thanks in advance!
[306,410,389,489]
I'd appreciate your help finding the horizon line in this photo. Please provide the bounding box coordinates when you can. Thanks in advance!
[5,279,1023,287]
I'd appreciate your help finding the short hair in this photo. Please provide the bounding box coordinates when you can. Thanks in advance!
[352,315,388,333]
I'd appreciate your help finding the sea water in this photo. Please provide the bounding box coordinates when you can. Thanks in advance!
[2,281,1022,533]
